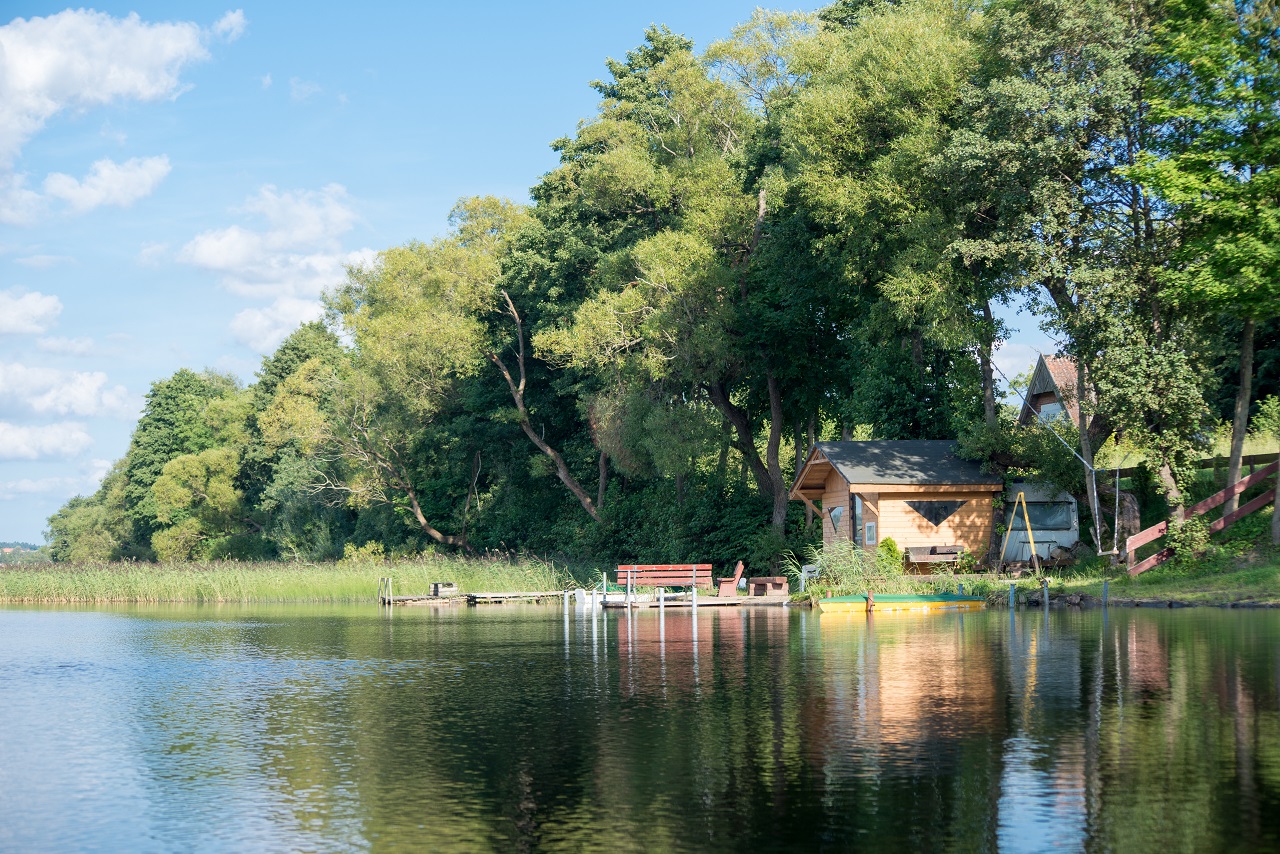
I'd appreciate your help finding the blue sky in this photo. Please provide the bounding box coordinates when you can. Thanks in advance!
[0,3,1051,543]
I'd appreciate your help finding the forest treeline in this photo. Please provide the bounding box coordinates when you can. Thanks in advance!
[46,0,1279,567]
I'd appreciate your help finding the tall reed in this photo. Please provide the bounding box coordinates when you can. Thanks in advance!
[0,555,575,603]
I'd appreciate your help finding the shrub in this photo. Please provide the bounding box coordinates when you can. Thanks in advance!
[876,537,903,576]
[1167,516,1210,562]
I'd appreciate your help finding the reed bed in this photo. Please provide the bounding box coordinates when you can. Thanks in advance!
[0,555,575,603]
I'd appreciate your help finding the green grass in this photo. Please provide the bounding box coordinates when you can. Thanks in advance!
[996,506,1280,606]
[0,555,579,603]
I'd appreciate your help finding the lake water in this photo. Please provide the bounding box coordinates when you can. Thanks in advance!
[1,603,1278,853]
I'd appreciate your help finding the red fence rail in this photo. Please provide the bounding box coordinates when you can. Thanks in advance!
[1126,460,1278,576]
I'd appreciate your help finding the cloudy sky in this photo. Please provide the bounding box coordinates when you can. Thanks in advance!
[0,3,1051,543]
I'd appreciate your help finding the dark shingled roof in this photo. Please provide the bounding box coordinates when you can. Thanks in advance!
[810,440,1002,486]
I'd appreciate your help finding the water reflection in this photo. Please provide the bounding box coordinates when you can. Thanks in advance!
[0,605,1277,852]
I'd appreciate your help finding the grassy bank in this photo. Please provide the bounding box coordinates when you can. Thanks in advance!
[0,555,577,603]
[986,506,1280,607]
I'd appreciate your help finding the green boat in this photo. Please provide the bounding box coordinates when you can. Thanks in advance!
[818,593,986,613]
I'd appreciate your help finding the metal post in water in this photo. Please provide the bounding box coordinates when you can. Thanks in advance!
[1042,578,1049,611]
[1102,579,1109,606]
[1009,583,1015,609]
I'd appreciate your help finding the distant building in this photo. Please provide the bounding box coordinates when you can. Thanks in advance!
[790,440,1003,557]
[1018,355,1080,426]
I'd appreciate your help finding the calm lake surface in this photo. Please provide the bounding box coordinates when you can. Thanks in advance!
[1,603,1278,853]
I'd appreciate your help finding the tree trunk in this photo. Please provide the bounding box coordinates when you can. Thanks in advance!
[765,370,788,533]
[705,376,789,533]
[491,291,601,523]
[1159,462,1185,520]
[706,380,772,499]
[401,478,469,550]
[597,450,608,511]
[1225,318,1255,517]
[796,421,812,529]
[980,302,998,426]
[1078,360,1104,552]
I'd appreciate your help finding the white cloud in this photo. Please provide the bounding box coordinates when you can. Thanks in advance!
[290,77,322,101]
[261,73,272,89]
[0,459,111,500]
[35,336,94,356]
[0,476,70,499]
[0,9,238,224]
[0,288,62,333]
[0,421,92,459]
[230,297,326,353]
[43,156,171,213]
[0,363,135,417]
[137,241,169,266]
[0,10,209,166]
[14,254,72,268]
[0,175,42,225]
[179,184,374,352]
[213,10,247,42]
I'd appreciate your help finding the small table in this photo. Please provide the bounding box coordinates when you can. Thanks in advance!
[748,576,787,596]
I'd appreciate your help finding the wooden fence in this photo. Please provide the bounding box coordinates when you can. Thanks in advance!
[1112,452,1276,480]
[1126,460,1278,576]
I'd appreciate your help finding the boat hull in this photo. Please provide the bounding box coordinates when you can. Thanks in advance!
[818,594,986,614]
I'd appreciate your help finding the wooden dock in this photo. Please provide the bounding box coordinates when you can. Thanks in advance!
[379,591,563,606]
[603,595,790,609]
[380,594,465,607]
[465,592,562,605]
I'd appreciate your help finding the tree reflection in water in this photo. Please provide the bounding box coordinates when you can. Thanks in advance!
[0,605,1277,852]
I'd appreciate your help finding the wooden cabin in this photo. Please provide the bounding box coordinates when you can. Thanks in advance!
[790,441,1003,558]
[1018,355,1080,426]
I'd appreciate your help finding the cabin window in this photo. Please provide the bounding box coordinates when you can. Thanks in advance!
[1009,502,1074,531]
[853,495,864,546]
[864,522,876,546]
[1037,402,1065,423]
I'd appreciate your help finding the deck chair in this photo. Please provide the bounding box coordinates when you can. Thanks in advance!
[716,561,745,597]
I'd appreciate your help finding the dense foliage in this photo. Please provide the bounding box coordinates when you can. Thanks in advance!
[46,0,1280,567]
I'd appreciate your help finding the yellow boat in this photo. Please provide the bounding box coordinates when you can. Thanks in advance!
[818,593,986,614]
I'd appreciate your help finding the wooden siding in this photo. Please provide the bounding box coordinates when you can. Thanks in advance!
[874,490,996,555]
[821,469,850,549]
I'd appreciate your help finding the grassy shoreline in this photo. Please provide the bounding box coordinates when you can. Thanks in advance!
[0,556,578,604]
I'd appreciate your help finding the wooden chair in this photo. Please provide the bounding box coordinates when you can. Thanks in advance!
[716,561,744,597]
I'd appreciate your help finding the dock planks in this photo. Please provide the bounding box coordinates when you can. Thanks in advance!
[379,591,563,606]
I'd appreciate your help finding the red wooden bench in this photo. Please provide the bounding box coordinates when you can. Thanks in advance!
[615,564,713,591]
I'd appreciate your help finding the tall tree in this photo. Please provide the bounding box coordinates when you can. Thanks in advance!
[1133,0,1280,515]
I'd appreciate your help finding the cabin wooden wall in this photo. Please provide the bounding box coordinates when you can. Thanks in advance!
[874,490,996,555]
[821,470,851,549]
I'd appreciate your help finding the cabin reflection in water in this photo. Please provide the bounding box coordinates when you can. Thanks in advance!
[574,607,1277,850]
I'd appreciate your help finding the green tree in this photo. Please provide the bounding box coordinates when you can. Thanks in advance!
[1132,0,1280,515]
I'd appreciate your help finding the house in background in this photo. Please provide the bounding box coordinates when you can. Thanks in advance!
[1018,355,1080,426]
[789,441,1003,558]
